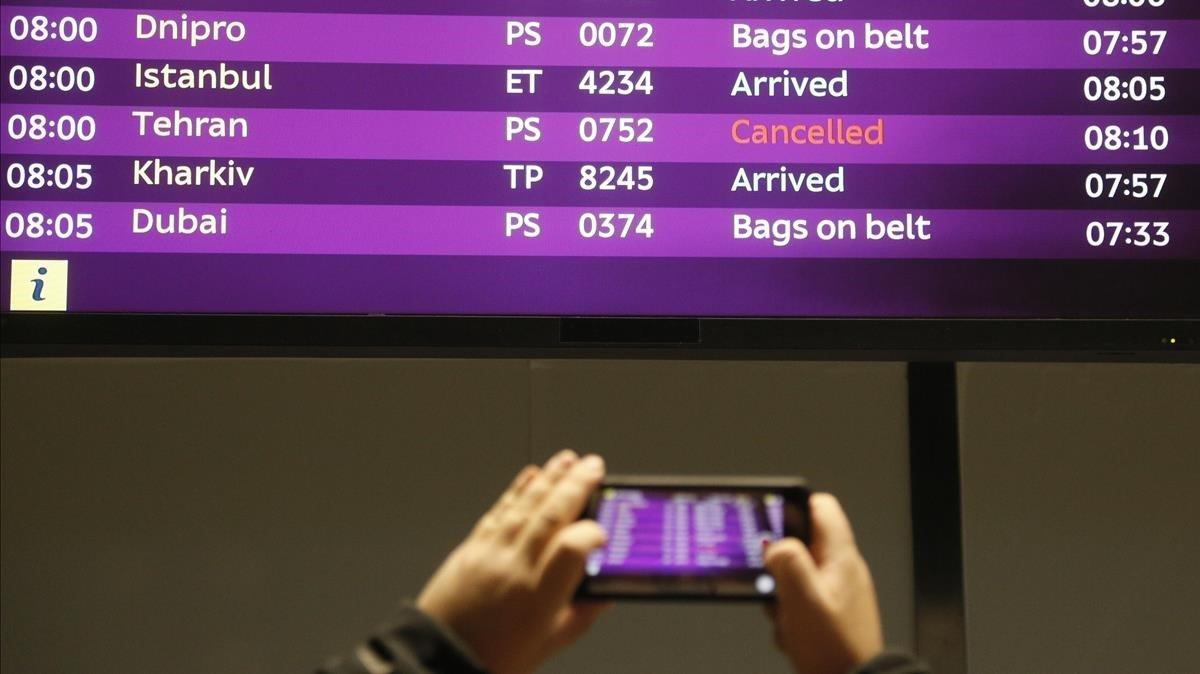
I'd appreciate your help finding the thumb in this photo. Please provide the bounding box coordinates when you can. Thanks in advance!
[549,601,613,650]
[808,493,858,564]
[764,537,823,607]
[538,519,607,608]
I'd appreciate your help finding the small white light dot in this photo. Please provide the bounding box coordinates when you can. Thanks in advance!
[755,574,776,595]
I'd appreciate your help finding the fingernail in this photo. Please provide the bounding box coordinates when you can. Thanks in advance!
[581,454,605,474]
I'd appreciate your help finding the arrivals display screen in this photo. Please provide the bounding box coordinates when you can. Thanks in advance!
[1,1,1197,322]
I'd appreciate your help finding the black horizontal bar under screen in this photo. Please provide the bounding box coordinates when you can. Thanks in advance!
[2,315,1197,362]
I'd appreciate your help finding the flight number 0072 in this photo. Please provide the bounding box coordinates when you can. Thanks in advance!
[578,22,654,48]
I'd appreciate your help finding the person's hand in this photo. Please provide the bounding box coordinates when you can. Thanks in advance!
[764,493,884,674]
[417,450,610,674]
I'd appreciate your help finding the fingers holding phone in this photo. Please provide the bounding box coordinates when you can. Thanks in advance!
[764,493,884,674]
[418,461,882,674]
[416,450,609,674]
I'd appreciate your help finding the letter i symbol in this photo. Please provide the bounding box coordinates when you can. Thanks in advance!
[10,259,67,311]
[31,267,47,301]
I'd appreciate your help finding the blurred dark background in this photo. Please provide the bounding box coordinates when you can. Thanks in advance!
[2,360,1197,673]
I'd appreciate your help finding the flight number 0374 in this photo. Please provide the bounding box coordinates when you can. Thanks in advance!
[579,213,655,239]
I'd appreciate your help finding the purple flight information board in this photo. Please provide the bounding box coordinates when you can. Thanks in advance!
[1,1,1198,317]
[586,488,783,586]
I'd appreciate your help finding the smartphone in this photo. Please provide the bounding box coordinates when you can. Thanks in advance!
[576,476,811,600]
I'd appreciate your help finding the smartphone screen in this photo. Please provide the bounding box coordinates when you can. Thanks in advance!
[577,477,810,600]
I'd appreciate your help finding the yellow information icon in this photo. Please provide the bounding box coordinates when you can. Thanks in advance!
[9,260,69,312]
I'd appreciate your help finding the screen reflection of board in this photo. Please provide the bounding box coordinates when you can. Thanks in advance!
[576,477,811,600]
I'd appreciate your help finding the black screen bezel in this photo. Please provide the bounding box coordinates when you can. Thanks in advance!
[2,314,1197,361]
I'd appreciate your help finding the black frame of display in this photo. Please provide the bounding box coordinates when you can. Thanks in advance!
[2,315,1197,360]
[909,362,968,674]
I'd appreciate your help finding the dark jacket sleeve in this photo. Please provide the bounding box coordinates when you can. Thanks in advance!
[316,604,488,674]
[853,652,933,674]
[317,606,927,674]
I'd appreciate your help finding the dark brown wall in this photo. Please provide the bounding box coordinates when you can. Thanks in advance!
[960,364,1200,674]
[2,360,1195,673]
